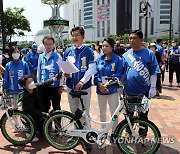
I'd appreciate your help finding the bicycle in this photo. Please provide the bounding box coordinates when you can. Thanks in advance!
[43,77,161,153]
[0,92,36,145]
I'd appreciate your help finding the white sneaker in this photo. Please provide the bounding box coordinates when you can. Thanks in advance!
[168,83,172,87]
[32,136,39,142]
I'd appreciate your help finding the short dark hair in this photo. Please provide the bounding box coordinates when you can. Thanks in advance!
[103,37,115,48]
[70,26,85,36]
[163,41,168,44]
[18,75,31,87]
[42,36,55,44]
[156,38,163,44]
[9,46,21,59]
[171,39,177,43]
[131,30,143,39]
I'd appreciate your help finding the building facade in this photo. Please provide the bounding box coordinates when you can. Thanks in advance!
[132,0,180,41]
[63,0,117,41]
[63,0,180,42]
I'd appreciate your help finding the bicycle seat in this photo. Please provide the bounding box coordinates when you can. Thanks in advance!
[69,90,88,98]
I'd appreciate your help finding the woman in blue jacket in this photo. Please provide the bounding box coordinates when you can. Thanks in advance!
[3,46,30,109]
[94,38,123,136]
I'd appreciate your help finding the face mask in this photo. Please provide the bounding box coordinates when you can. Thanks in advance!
[12,53,20,60]
[28,81,37,89]
[4,54,9,58]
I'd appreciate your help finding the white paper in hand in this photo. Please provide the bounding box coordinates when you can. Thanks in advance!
[57,61,79,73]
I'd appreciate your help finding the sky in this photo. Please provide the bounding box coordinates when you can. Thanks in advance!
[4,0,64,36]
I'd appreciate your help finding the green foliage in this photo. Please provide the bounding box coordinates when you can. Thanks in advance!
[159,34,179,42]
[1,7,31,42]
[63,38,71,46]
[18,43,31,49]
[107,34,129,44]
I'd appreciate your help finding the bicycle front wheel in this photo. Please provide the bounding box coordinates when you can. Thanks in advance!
[1,110,35,145]
[114,117,161,154]
[44,110,83,150]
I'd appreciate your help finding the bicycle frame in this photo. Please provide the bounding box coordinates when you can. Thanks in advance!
[63,98,139,143]
[0,95,19,130]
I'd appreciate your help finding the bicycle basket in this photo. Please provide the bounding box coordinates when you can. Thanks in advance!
[125,95,151,113]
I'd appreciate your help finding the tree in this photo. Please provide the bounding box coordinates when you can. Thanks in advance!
[1,7,31,43]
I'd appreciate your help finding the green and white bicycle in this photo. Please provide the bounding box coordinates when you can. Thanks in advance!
[0,92,36,145]
[44,77,161,154]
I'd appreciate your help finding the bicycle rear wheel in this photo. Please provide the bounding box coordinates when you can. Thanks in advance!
[1,110,35,145]
[44,110,83,150]
[114,117,161,154]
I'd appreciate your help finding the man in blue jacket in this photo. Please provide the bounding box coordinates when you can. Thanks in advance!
[25,44,39,82]
[168,40,180,87]
[123,30,160,137]
[37,36,63,113]
[63,26,96,151]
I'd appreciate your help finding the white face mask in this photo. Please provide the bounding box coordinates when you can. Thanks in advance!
[12,53,20,60]
[4,54,9,58]
[28,81,37,89]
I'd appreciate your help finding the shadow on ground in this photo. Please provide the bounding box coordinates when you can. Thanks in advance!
[162,85,179,91]
[155,94,176,101]
[0,141,179,154]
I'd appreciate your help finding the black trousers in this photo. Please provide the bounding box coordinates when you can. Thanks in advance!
[126,93,149,137]
[156,73,162,93]
[169,62,180,84]
[43,87,61,112]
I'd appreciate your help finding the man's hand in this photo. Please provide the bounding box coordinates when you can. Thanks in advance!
[149,87,156,98]
[75,81,84,91]
[58,86,64,95]
[53,72,63,81]
[98,82,109,94]
[64,73,71,78]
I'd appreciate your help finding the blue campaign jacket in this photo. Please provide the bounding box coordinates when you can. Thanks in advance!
[4,60,30,94]
[38,50,60,88]
[168,46,180,63]
[63,45,95,90]
[25,51,39,71]
[94,52,123,95]
[123,48,160,95]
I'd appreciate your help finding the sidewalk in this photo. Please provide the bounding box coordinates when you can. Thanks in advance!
[0,72,180,154]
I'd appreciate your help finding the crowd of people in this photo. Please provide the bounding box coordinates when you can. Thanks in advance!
[0,26,180,150]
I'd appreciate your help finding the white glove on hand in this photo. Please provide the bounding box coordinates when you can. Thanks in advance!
[148,87,156,98]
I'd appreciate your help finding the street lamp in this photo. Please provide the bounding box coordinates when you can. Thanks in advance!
[169,0,173,42]
[41,0,70,46]
[0,0,6,50]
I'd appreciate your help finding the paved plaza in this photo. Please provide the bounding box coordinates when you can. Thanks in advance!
[0,73,180,154]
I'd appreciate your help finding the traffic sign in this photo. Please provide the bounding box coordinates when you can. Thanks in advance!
[44,20,69,27]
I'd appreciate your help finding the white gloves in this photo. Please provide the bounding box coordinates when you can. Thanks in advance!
[148,75,157,98]
[148,87,156,98]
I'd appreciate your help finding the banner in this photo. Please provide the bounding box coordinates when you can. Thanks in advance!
[139,0,154,18]
[97,3,110,22]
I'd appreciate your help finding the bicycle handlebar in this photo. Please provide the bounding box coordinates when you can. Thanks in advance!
[104,76,123,88]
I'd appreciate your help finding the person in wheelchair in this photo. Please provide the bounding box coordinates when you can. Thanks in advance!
[18,73,62,141]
